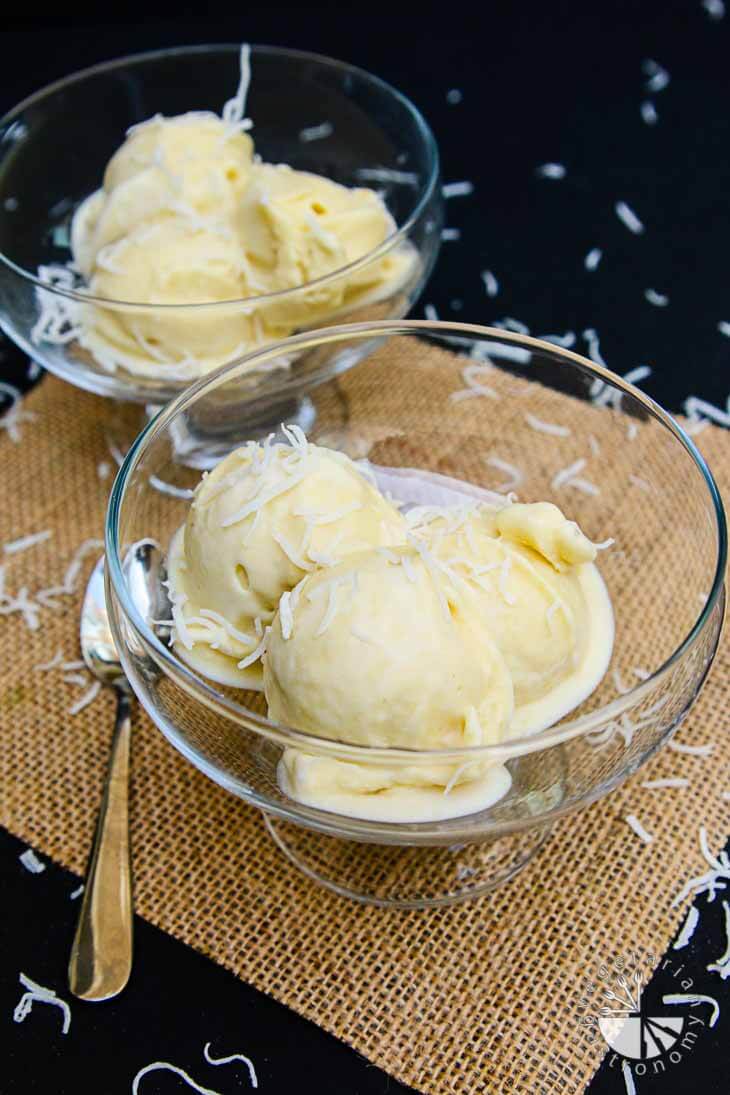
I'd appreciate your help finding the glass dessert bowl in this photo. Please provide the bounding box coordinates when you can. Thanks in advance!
[0,45,441,461]
[105,321,726,908]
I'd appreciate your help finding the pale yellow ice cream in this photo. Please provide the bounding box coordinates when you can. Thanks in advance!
[407,500,613,734]
[266,546,516,821]
[68,112,416,379]
[167,429,406,689]
[165,437,615,823]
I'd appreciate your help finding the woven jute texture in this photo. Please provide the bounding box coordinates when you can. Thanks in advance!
[1,340,728,1095]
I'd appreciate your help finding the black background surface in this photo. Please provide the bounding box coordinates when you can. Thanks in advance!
[1,3,728,1092]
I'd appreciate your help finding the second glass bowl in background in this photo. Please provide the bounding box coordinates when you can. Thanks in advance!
[0,45,442,448]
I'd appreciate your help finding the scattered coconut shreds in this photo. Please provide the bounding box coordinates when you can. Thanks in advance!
[641,100,658,125]
[633,666,651,681]
[584,248,603,271]
[446,88,463,104]
[540,331,576,348]
[642,778,690,790]
[644,288,669,307]
[536,162,566,179]
[13,973,71,1035]
[0,381,36,444]
[70,885,84,900]
[642,58,671,93]
[663,992,720,1027]
[355,167,419,185]
[612,668,632,695]
[221,42,252,130]
[441,228,461,241]
[629,474,651,492]
[668,740,715,757]
[298,121,333,142]
[703,0,726,19]
[615,200,645,234]
[424,303,439,321]
[707,901,730,978]
[19,848,45,874]
[525,411,569,435]
[684,395,730,428]
[3,529,52,556]
[582,328,607,370]
[204,1042,258,1088]
[674,904,700,950]
[625,814,654,845]
[626,422,638,441]
[493,316,529,335]
[68,680,101,716]
[132,1063,221,1095]
[486,456,523,493]
[442,180,474,199]
[621,1060,636,1095]
[551,457,586,490]
[588,434,601,457]
[27,360,42,380]
[149,475,195,499]
[717,320,730,337]
[481,270,499,297]
[673,826,730,906]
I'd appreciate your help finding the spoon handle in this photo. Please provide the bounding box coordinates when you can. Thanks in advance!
[68,688,133,1000]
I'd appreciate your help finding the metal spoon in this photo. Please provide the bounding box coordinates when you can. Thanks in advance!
[68,542,168,1001]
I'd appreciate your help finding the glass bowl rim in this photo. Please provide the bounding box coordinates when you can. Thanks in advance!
[0,42,440,309]
[105,318,728,762]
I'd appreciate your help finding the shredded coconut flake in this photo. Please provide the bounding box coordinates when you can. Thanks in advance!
[446,88,463,104]
[236,632,267,670]
[441,228,461,241]
[684,395,730,428]
[221,43,252,129]
[707,901,730,978]
[584,248,603,271]
[424,303,439,321]
[481,270,499,297]
[68,680,101,716]
[629,474,651,492]
[485,456,523,493]
[615,201,645,234]
[703,0,726,18]
[536,162,566,179]
[13,973,71,1035]
[70,885,84,900]
[642,58,670,93]
[132,1062,222,1095]
[524,412,571,437]
[299,121,333,142]
[673,904,700,949]
[621,1061,636,1095]
[641,100,658,125]
[442,180,474,199]
[662,992,719,1027]
[355,167,419,185]
[551,457,586,490]
[149,475,194,499]
[642,778,690,789]
[645,288,669,307]
[540,331,576,348]
[19,848,46,874]
[279,592,293,640]
[668,740,715,757]
[204,1042,258,1089]
[4,529,52,555]
[625,814,654,844]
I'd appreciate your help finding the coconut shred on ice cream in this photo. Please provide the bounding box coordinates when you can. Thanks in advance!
[165,426,615,824]
[38,47,416,379]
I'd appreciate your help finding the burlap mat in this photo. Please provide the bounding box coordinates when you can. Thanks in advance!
[1,341,727,1095]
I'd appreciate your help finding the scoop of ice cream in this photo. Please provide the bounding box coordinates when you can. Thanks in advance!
[67,113,415,378]
[79,220,258,374]
[264,546,514,749]
[167,430,406,687]
[411,502,600,711]
[73,114,254,279]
